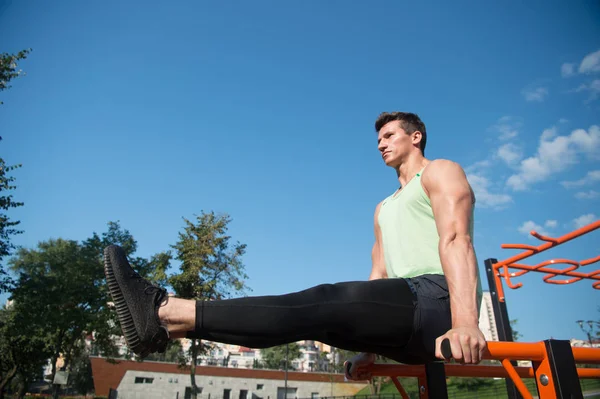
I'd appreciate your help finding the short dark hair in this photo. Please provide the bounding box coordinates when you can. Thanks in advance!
[375,112,427,155]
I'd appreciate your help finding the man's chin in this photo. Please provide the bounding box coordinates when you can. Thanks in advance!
[383,159,398,167]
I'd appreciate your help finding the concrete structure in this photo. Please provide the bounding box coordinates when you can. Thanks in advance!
[90,357,367,399]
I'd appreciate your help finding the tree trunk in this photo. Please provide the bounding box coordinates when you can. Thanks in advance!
[14,378,26,399]
[0,365,17,394]
[190,339,198,399]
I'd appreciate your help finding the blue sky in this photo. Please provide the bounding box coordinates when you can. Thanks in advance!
[1,1,599,346]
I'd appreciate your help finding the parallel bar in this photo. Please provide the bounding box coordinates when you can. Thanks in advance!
[572,346,600,364]
[484,341,546,360]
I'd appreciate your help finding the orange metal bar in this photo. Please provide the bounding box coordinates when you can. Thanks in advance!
[572,346,600,364]
[491,220,600,300]
[533,356,556,398]
[501,359,532,399]
[484,341,546,360]
[366,341,600,398]
[495,220,600,269]
[390,377,410,399]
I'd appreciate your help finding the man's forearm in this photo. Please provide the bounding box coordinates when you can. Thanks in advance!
[439,234,479,327]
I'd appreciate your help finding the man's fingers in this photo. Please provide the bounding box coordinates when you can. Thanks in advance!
[460,335,472,364]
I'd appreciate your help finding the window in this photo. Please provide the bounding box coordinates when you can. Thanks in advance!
[224,389,231,399]
[311,393,319,399]
[134,377,154,384]
[257,384,264,390]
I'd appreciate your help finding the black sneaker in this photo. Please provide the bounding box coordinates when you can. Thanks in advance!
[103,245,169,358]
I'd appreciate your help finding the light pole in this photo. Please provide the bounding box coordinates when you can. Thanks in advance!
[576,320,596,347]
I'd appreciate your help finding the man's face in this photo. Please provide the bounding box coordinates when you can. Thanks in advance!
[377,121,417,167]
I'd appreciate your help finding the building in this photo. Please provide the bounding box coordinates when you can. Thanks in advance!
[478,291,499,342]
[90,357,368,399]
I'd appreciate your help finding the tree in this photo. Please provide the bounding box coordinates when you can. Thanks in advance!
[259,343,301,370]
[6,221,168,398]
[510,319,522,341]
[144,340,186,364]
[169,211,250,399]
[1,48,31,105]
[0,303,51,398]
[0,48,31,293]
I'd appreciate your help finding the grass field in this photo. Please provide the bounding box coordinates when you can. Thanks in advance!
[356,375,600,398]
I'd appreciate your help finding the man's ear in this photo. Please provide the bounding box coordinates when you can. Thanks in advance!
[412,131,422,146]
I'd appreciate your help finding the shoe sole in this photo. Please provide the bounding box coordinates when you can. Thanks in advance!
[103,246,149,358]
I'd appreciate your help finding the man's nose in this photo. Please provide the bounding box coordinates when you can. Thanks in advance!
[378,142,387,152]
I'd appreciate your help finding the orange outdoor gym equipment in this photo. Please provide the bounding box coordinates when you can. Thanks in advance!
[363,220,600,399]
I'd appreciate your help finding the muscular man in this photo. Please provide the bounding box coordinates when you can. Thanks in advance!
[103,111,486,380]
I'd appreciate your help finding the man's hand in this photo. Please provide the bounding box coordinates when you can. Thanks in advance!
[343,352,376,381]
[435,326,487,364]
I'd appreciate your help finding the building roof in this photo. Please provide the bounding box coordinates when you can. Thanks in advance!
[90,357,348,397]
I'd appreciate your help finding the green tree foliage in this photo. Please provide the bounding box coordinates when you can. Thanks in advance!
[169,211,249,399]
[144,340,186,364]
[1,48,31,104]
[6,222,168,398]
[0,48,31,293]
[0,303,50,397]
[259,343,301,370]
[510,318,522,341]
[0,154,23,293]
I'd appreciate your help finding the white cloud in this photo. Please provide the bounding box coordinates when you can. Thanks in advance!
[573,213,597,229]
[488,116,522,141]
[540,127,557,141]
[518,220,555,237]
[578,49,600,75]
[506,125,600,191]
[465,160,491,174]
[562,49,600,77]
[545,220,558,228]
[561,63,575,77]
[561,170,600,189]
[467,173,512,209]
[573,79,600,103]
[497,143,523,166]
[522,86,549,102]
[575,190,599,200]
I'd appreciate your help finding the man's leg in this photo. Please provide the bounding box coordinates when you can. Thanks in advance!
[104,245,418,360]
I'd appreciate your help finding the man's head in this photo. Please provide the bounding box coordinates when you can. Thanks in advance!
[375,112,427,166]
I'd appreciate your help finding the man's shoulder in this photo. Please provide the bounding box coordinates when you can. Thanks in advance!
[421,159,470,196]
[424,158,464,173]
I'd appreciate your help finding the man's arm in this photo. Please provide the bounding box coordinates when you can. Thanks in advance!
[422,159,486,364]
[370,201,388,280]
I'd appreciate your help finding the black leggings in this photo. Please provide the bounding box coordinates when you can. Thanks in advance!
[186,275,452,364]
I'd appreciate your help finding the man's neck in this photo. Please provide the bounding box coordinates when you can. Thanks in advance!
[396,154,429,187]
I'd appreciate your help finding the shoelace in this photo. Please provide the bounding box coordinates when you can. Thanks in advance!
[129,271,166,300]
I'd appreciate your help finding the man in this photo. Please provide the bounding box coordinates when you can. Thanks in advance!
[103,111,486,381]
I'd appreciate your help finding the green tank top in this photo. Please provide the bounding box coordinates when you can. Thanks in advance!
[378,166,483,312]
